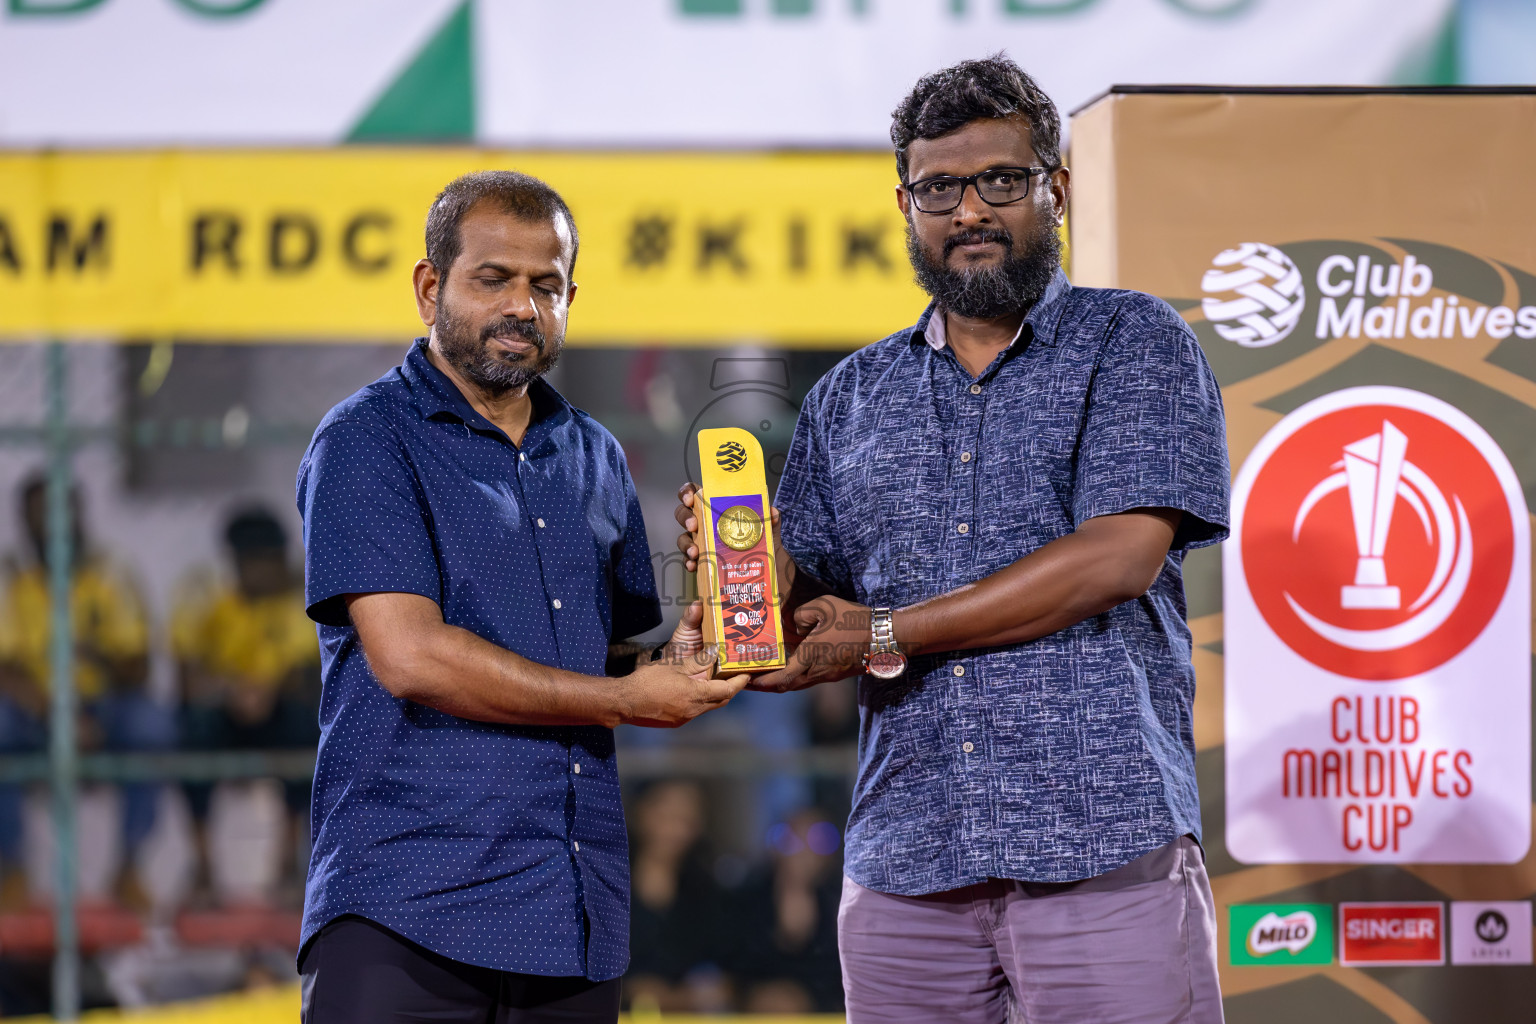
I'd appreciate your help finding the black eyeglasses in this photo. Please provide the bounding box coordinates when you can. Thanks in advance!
[904,166,1051,214]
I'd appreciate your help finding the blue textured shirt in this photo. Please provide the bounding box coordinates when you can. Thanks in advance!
[775,270,1230,892]
[295,339,661,979]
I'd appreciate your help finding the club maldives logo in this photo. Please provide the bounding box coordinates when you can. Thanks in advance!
[1201,241,1536,345]
[1236,387,1518,680]
[1201,243,1306,347]
[1229,904,1332,966]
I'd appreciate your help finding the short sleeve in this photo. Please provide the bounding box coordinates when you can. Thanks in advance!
[1072,297,1231,552]
[297,417,442,627]
[775,383,856,598]
[609,459,662,640]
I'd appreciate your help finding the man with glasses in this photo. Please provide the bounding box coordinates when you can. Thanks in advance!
[676,55,1229,1022]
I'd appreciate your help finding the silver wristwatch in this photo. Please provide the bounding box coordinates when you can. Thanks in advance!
[863,607,908,680]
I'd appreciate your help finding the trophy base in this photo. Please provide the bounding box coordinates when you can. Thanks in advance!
[1341,584,1401,610]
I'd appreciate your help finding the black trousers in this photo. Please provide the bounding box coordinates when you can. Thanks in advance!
[300,916,621,1024]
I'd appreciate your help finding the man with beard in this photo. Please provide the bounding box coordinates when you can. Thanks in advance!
[296,171,748,1023]
[675,56,1229,1022]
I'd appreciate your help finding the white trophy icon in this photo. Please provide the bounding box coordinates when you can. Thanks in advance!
[1340,421,1407,610]
[1287,413,1472,649]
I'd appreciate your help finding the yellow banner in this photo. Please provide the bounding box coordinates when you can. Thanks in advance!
[0,150,925,346]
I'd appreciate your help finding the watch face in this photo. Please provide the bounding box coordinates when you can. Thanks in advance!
[865,651,907,680]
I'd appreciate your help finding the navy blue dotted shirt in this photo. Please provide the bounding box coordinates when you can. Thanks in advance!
[775,270,1230,892]
[295,339,661,979]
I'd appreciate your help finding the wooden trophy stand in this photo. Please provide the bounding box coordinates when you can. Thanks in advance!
[693,427,788,673]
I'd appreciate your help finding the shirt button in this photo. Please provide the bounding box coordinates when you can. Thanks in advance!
[519,452,527,462]
[552,598,562,609]
[962,741,974,753]
[573,840,580,852]
[537,518,546,528]
[969,384,982,395]
[573,763,581,774]
[957,523,969,534]
[960,451,972,463]
[953,665,965,677]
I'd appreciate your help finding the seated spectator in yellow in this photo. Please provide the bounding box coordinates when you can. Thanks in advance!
[173,506,319,899]
[0,474,174,903]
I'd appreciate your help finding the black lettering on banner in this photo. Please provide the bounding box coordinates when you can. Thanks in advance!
[698,219,748,274]
[341,212,392,273]
[842,221,890,272]
[0,217,20,274]
[626,215,673,269]
[191,212,242,273]
[46,213,109,273]
[269,213,320,273]
[787,217,808,273]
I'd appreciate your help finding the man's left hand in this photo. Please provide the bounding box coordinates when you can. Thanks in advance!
[751,594,870,693]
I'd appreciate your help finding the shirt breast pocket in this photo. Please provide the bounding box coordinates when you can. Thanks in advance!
[970,410,1080,576]
[585,498,625,576]
[828,424,947,600]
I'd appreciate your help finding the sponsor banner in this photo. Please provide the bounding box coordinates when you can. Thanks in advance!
[1071,89,1536,866]
[1229,904,1333,966]
[1340,903,1445,966]
[0,1,1454,147]
[0,151,922,344]
[1450,901,1534,966]
[1224,386,1530,862]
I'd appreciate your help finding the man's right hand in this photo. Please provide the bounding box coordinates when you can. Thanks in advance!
[674,482,704,573]
[620,647,749,728]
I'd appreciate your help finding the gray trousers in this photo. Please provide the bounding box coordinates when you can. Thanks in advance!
[837,836,1224,1024]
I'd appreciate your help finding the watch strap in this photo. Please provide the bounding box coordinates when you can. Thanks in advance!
[870,607,896,655]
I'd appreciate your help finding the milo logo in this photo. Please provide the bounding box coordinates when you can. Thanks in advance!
[1229,904,1333,966]
[1247,911,1317,957]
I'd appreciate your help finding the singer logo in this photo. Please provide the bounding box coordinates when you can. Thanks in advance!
[1237,389,1515,680]
[1340,903,1445,966]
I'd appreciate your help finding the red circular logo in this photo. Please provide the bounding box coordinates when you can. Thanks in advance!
[1239,397,1514,680]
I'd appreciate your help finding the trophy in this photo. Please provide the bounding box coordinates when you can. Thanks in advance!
[693,427,788,672]
[1340,421,1406,610]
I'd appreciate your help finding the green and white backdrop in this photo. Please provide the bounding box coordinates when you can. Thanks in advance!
[0,0,1461,147]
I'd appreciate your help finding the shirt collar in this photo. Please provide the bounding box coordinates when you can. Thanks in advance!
[400,337,571,437]
[913,267,1073,352]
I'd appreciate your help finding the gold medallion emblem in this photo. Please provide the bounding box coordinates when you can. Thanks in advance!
[717,505,764,551]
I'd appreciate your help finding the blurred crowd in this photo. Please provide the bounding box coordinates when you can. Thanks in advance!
[0,474,319,912]
[625,782,845,1015]
[0,470,855,1014]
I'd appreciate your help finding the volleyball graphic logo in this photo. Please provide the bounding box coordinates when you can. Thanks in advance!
[715,440,748,472]
[1201,243,1306,347]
